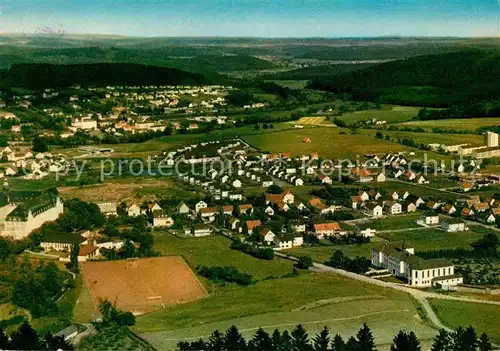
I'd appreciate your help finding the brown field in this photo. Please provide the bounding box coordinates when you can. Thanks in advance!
[81,257,208,314]
[57,178,174,203]
[297,116,326,125]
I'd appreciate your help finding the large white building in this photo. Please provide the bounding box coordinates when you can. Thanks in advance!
[372,243,463,288]
[484,131,499,148]
[0,191,64,240]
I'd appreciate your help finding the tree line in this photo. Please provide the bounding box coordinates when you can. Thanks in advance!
[0,320,73,350]
[197,265,253,286]
[177,323,494,351]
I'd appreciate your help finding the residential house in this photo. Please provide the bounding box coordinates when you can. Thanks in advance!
[246,220,262,234]
[228,217,240,231]
[239,204,254,215]
[441,219,466,232]
[355,224,376,237]
[152,212,174,227]
[78,244,100,262]
[313,222,342,239]
[265,206,275,216]
[473,202,490,213]
[222,205,233,216]
[384,201,402,215]
[260,228,276,245]
[319,175,332,185]
[177,202,191,214]
[192,224,213,237]
[403,202,417,213]
[96,202,118,217]
[274,233,303,250]
[477,212,496,224]
[309,198,335,215]
[200,207,218,222]
[195,200,208,213]
[441,204,457,215]
[418,213,440,226]
[365,203,383,217]
[127,203,141,217]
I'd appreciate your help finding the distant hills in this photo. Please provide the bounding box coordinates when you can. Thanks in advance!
[309,50,500,107]
[0,63,220,89]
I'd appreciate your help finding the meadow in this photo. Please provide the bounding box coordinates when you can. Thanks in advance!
[153,232,296,282]
[242,127,412,159]
[429,299,500,343]
[337,105,422,125]
[288,224,486,263]
[135,273,437,350]
[396,118,500,133]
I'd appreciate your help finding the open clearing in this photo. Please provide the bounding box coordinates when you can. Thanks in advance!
[397,118,500,132]
[288,225,486,263]
[429,299,500,343]
[337,105,421,125]
[58,177,201,203]
[243,127,411,159]
[297,116,327,125]
[135,273,436,350]
[154,232,295,282]
[81,257,208,314]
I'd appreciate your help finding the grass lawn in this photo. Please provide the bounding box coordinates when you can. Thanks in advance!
[384,130,483,146]
[429,299,500,343]
[396,118,500,133]
[242,127,411,159]
[135,273,436,350]
[288,224,486,263]
[362,214,421,230]
[153,232,295,282]
[72,274,96,324]
[373,181,462,202]
[376,228,484,252]
[338,105,421,125]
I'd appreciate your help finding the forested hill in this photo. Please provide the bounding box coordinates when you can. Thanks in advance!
[0,63,222,89]
[308,50,500,107]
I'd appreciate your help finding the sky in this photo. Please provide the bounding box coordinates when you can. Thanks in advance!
[1,0,499,37]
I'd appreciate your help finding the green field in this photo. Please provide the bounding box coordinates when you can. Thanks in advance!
[337,105,422,125]
[243,127,411,159]
[429,299,500,343]
[135,273,437,350]
[288,224,486,263]
[361,214,421,230]
[384,130,483,146]
[154,232,296,282]
[396,118,500,132]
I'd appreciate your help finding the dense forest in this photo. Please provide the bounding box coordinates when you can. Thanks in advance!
[308,50,500,107]
[0,63,220,89]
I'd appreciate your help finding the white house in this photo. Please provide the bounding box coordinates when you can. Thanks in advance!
[192,224,213,237]
[384,201,402,215]
[177,202,190,214]
[127,203,141,217]
[418,213,440,226]
[195,200,208,213]
[260,228,276,245]
[365,203,383,217]
[441,219,466,232]
[273,233,303,250]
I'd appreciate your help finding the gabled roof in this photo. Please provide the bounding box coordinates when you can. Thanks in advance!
[314,222,341,232]
[6,192,59,221]
[246,220,261,231]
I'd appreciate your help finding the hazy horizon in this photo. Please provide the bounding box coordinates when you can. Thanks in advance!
[1,0,499,38]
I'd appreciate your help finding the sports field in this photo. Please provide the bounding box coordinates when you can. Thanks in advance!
[429,299,500,343]
[397,118,500,132]
[135,273,437,350]
[81,257,208,314]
